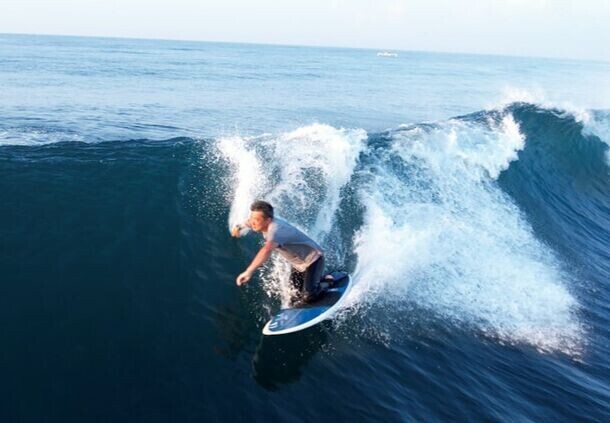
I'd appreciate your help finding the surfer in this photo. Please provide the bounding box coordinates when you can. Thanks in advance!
[231,200,325,303]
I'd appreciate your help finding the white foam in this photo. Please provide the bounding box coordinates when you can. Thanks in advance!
[348,114,583,355]
[489,86,547,110]
[218,134,267,230]
[400,115,524,180]
[492,86,581,114]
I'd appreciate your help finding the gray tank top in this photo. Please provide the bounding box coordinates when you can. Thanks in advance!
[263,217,323,272]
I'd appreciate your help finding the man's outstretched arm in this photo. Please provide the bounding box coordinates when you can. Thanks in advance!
[236,240,276,286]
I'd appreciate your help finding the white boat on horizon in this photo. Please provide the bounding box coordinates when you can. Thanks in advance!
[377,51,398,57]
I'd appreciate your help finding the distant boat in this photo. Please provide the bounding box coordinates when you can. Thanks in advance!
[377,51,398,58]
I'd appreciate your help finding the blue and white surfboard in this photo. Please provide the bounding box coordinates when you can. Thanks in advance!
[262,273,351,336]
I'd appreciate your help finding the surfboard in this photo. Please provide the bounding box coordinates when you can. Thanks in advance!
[262,272,351,336]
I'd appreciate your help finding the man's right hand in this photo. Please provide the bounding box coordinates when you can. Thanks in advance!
[236,271,252,286]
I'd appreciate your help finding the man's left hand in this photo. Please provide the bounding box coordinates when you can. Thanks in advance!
[231,225,242,237]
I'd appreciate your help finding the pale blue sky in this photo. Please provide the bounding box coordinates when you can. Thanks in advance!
[2,0,609,61]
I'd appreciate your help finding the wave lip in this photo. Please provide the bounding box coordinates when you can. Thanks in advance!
[580,110,610,165]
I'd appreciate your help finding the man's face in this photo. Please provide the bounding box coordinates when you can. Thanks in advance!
[249,210,271,232]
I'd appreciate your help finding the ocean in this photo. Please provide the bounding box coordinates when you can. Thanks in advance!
[1,33,609,421]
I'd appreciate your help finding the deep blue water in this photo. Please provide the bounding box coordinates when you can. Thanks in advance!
[1,33,610,421]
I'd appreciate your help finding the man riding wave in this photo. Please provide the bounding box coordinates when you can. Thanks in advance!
[231,200,325,304]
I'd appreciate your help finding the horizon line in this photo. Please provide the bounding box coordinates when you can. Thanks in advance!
[2,31,609,65]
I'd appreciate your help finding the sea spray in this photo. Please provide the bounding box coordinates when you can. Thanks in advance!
[348,113,583,354]
[220,124,366,305]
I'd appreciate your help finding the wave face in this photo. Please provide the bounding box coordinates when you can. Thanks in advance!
[2,103,610,421]
[500,104,610,276]
[350,108,583,354]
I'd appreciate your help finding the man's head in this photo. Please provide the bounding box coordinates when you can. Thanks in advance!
[249,200,274,232]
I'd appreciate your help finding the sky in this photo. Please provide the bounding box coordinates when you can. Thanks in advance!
[2,0,610,62]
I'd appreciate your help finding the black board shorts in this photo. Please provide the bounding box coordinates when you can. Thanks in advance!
[288,255,325,301]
